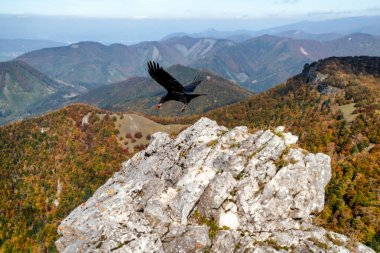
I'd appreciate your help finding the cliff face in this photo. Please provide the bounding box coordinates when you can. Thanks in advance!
[56,118,374,253]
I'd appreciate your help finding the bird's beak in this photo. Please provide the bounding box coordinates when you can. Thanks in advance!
[157,103,162,109]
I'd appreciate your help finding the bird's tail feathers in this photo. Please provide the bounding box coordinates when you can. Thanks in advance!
[185,93,206,103]
[187,93,206,98]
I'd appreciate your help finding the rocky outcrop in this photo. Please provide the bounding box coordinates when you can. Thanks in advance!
[301,62,340,95]
[301,56,380,95]
[56,118,375,253]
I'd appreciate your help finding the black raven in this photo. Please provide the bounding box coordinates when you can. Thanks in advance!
[147,61,205,112]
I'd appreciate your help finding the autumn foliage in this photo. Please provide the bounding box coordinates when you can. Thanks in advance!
[0,57,379,251]
[0,104,128,252]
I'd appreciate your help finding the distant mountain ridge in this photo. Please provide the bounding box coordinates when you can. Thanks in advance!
[272,30,343,41]
[162,16,380,41]
[16,33,380,93]
[2,15,380,44]
[162,29,344,42]
[261,16,380,36]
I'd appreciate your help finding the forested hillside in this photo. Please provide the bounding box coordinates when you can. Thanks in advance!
[0,61,75,125]
[0,105,129,251]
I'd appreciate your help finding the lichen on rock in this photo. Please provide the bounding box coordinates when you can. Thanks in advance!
[56,117,375,253]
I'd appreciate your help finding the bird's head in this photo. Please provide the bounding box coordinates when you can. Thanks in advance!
[157,97,165,109]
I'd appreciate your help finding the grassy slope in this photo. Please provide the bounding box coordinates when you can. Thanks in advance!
[103,112,187,153]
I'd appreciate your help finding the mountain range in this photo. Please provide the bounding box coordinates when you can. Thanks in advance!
[162,16,380,41]
[0,60,252,124]
[162,29,344,42]
[3,32,379,124]
[17,33,380,93]
[2,15,380,44]
[2,32,380,126]
[1,12,380,252]
[261,16,380,36]
[0,56,379,251]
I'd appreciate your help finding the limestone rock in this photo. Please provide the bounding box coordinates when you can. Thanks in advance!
[56,117,374,253]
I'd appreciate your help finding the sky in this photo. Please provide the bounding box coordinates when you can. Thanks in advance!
[1,0,379,43]
[1,0,380,19]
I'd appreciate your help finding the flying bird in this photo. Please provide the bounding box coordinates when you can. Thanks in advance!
[147,61,206,112]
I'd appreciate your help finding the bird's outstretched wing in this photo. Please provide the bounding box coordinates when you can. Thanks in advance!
[147,61,184,92]
[184,74,205,93]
